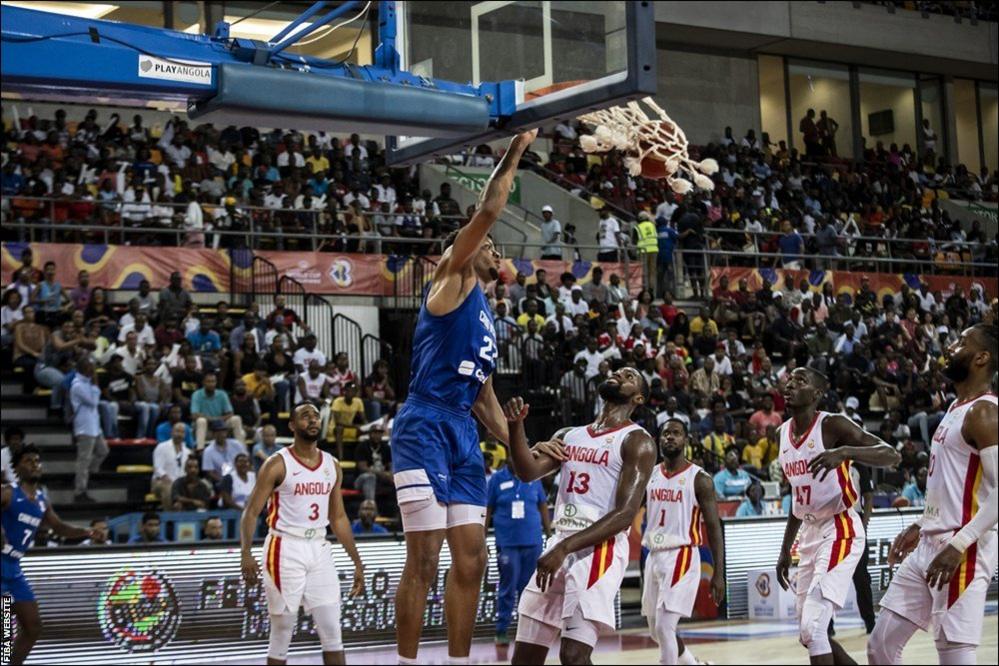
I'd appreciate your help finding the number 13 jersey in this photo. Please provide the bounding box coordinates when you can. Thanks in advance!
[266,447,338,537]
[553,422,644,533]
[778,411,858,523]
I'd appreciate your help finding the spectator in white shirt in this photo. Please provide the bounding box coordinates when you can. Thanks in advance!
[712,344,733,376]
[112,331,147,376]
[655,198,677,224]
[596,209,622,262]
[292,333,327,372]
[373,176,397,207]
[346,134,368,162]
[573,338,604,379]
[184,195,205,247]
[276,147,305,170]
[539,205,563,260]
[151,422,191,510]
[565,287,590,317]
[343,187,370,211]
[118,314,155,349]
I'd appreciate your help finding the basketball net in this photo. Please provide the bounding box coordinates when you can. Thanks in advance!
[578,97,717,194]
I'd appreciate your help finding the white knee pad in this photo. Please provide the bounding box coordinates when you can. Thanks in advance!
[562,606,600,649]
[654,607,681,665]
[934,637,977,666]
[515,614,560,650]
[312,603,344,653]
[399,495,448,532]
[868,608,919,665]
[446,503,486,529]
[268,612,296,661]
[799,588,834,657]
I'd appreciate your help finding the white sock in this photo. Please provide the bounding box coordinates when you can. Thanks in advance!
[447,657,470,665]
[678,647,697,665]
[397,656,417,665]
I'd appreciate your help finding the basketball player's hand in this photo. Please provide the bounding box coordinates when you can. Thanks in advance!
[776,549,792,591]
[535,543,568,592]
[710,570,725,606]
[888,523,921,566]
[503,397,530,422]
[532,439,568,462]
[350,563,365,597]
[241,551,261,587]
[515,129,539,146]
[806,447,848,482]
[926,544,963,590]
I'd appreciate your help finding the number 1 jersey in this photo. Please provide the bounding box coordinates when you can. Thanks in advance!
[407,282,496,413]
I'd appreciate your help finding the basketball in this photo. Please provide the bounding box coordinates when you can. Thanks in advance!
[640,155,669,180]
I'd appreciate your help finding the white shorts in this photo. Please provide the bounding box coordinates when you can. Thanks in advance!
[795,510,864,617]
[398,494,486,532]
[262,532,342,614]
[517,531,628,635]
[879,529,998,645]
[642,545,701,624]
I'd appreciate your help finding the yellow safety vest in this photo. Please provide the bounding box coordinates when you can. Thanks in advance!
[636,220,658,254]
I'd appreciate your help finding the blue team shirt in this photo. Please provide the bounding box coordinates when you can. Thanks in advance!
[351,520,389,535]
[1,486,48,572]
[407,283,497,413]
[487,466,547,548]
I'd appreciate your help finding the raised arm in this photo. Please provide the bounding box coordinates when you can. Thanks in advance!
[442,131,536,273]
[239,454,284,585]
[808,414,902,480]
[693,469,726,605]
[327,461,366,597]
[472,374,509,445]
[501,397,565,482]
[534,429,656,591]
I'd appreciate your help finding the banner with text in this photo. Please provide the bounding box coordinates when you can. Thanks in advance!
[1,243,643,296]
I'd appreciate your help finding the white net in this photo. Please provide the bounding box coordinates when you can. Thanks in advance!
[577,97,717,194]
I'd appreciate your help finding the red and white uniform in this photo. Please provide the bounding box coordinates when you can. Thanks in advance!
[778,411,864,612]
[262,447,341,614]
[642,462,705,623]
[518,422,643,633]
[880,393,999,645]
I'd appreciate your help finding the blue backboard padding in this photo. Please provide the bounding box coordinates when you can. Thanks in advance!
[188,63,490,137]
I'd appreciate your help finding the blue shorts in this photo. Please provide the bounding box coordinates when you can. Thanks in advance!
[1,563,35,603]
[392,396,486,507]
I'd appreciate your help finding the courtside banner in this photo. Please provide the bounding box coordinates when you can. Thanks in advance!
[7,536,502,664]
[0,243,644,297]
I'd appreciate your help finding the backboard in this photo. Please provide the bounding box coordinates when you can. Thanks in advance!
[386,0,656,165]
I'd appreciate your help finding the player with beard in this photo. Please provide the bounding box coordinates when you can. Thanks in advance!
[641,419,724,665]
[776,367,900,666]
[240,403,365,665]
[502,367,657,665]
[869,323,998,665]
[391,130,536,665]
[2,446,106,665]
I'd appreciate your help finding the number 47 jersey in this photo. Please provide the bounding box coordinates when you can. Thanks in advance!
[778,411,859,523]
[553,422,645,533]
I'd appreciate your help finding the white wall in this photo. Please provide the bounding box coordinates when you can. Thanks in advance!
[858,81,917,151]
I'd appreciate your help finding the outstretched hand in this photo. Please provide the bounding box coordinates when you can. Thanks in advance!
[503,397,530,423]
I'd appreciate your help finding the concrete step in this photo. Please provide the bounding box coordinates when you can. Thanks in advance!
[1,380,26,398]
[4,404,50,420]
[48,487,128,505]
[15,429,74,447]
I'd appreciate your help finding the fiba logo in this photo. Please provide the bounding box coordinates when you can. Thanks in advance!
[563,504,578,518]
[755,573,771,598]
[98,569,181,653]
[328,258,354,288]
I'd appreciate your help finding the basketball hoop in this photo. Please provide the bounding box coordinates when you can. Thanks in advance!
[578,97,717,194]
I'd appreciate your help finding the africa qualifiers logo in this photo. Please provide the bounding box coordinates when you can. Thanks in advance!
[328,258,354,288]
[98,569,181,653]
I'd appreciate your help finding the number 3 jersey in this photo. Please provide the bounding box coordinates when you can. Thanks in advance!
[553,422,644,533]
[266,447,338,538]
[778,411,859,523]
[407,282,496,413]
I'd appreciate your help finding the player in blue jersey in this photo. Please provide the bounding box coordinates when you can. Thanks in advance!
[393,129,537,664]
[2,445,106,665]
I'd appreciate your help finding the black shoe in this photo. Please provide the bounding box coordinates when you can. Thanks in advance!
[74,493,96,503]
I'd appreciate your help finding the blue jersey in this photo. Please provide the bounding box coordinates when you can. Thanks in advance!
[2,485,48,570]
[407,283,497,413]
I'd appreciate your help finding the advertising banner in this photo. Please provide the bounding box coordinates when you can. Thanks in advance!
[710,267,997,301]
[1,243,643,297]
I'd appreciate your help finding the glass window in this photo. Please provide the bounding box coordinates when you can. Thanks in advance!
[788,61,852,159]
[758,55,787,150]
[858,68,917,160]
[953,78,979,174]
[919,76,944,158]
[980,83,998,175]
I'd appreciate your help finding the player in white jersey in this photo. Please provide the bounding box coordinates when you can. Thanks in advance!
[240,403,366,665]
[640,418,725,665]
[776,367,900,666]
[870,324,998,666]
[502,366,657,665]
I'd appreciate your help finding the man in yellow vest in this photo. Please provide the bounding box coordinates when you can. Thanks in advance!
[635,211,659,297]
